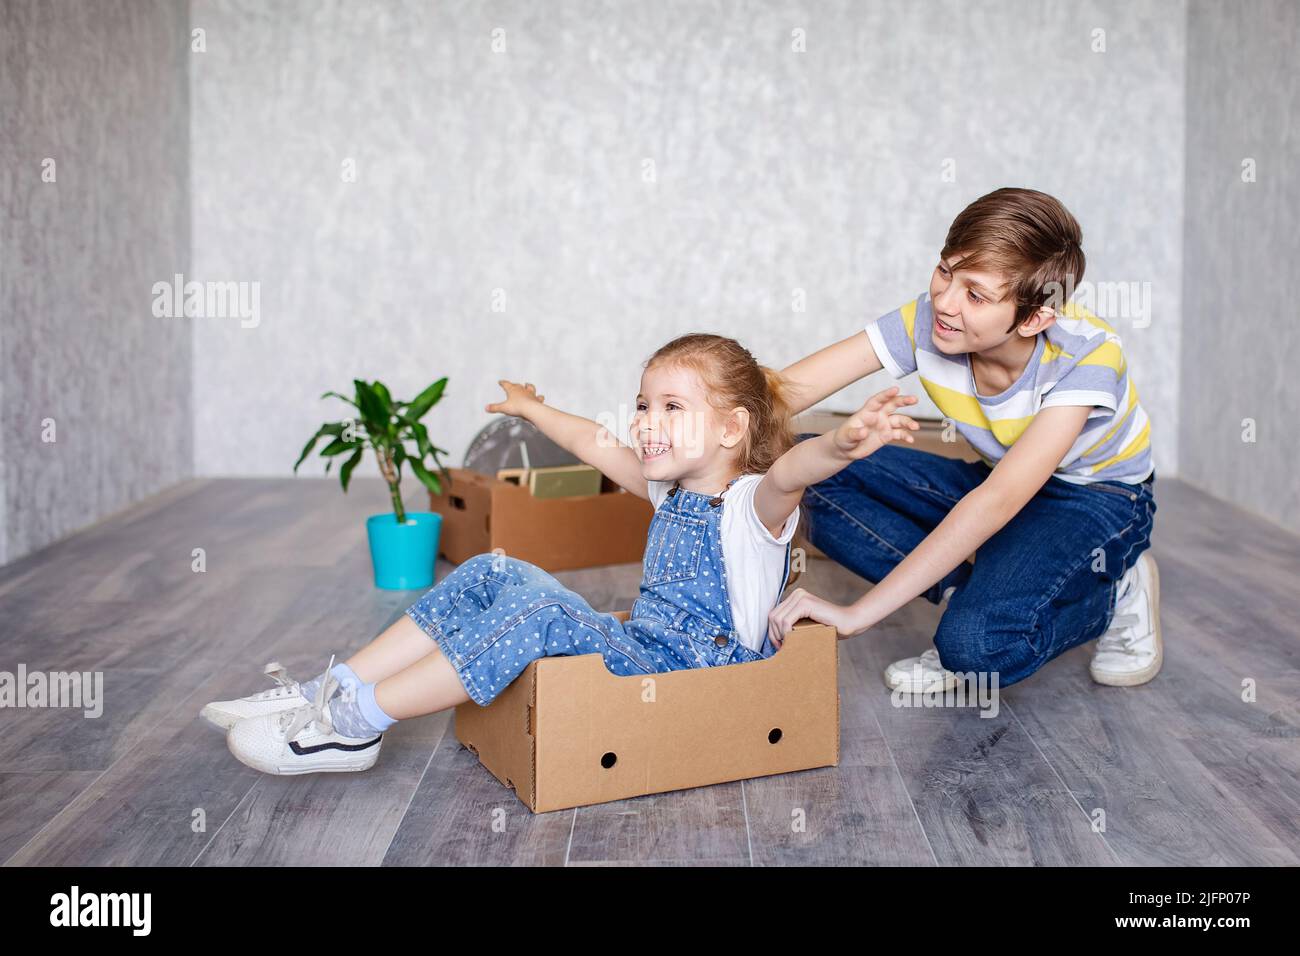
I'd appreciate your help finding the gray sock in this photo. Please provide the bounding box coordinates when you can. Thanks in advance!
[299,661,361,703]
[324,683,389,739]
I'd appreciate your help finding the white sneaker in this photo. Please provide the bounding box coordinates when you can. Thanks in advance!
[226,666,383,775]
[1090,551,1162,686]
[884,647,959,693]
[199,661,312,732]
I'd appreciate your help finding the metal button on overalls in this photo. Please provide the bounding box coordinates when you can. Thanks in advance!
[714,634,728,647]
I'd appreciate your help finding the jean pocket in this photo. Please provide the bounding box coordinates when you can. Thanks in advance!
[642,511,707,587]
[1088,480,1141,502]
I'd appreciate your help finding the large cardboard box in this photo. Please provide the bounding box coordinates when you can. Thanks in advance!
[429,467,653,572]
[454,611,840,812]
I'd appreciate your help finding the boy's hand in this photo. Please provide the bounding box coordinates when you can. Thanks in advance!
[485,379,546,419]
[767,587,867,649]
[832,385,919,460]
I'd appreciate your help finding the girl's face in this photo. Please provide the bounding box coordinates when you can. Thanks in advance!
[631,363,730,478]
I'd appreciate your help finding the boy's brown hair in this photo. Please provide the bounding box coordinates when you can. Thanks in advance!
[645,333,795,475]
[941,187,1086,332]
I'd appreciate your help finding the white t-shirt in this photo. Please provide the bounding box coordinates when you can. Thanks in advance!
[645,474,800,653]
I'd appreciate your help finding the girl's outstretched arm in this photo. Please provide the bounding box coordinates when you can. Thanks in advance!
[751,386,918,534]
[486,379,649,499]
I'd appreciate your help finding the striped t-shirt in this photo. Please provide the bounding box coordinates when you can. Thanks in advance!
[864,291,1153,485]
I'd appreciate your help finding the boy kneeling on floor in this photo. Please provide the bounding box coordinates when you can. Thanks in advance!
[766,187,1159,692]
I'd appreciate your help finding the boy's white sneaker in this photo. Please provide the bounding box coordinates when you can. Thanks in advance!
[884,647,959,693]
[1090,551,1162,687]
[226,670,383,776]
[200,661,311,732]
[883,585,961,693]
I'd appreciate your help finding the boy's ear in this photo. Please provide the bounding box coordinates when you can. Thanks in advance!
[1017,306,1057,337]
[721,406,750,448]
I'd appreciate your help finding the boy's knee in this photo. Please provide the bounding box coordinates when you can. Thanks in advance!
[933,610,990,674]
[933,603,1033,676]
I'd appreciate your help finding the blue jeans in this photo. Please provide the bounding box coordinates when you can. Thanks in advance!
[796,436,1156,686]
[404,553,770,707]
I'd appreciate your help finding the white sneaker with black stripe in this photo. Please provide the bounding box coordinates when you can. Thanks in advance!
[226,665,382,775]
[199,661,311,732]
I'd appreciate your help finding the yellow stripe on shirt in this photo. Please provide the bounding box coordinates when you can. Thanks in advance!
[901,298,918,348]
[987,413,1039,446]
[1041,340,1074,364]
[1079,380,1139,459]
[919,377,990,431]
[1088,419,1151,475]
[1077,339,1126,375]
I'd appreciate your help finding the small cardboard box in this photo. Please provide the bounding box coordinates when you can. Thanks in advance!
[453,611,840,813]
[429,467,653,572]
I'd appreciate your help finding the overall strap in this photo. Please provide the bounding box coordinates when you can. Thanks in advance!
[666,475,742,507]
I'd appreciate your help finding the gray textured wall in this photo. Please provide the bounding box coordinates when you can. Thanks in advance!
[0,0,192,566]
[1180,0,1300,533]
[189,0,1186,489]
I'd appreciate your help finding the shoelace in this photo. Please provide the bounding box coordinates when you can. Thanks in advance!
[1097,612,1144,654]
[918,648,942,665]
[1096,564,1150,656]
[278,655,339,741]
[254,662,301,700]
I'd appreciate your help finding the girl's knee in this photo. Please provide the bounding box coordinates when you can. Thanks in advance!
[458,552,498,576]
[460,551,531,583]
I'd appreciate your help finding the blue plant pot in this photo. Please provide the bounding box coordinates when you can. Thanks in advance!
[366,511,442,590]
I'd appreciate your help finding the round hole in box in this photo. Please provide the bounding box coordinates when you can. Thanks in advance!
[600,752,618,769]
[768,728,783,744]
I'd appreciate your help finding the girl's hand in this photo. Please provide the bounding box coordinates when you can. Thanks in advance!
[767,587,867,650]
[832,386,919,460]
[485,380,546,419]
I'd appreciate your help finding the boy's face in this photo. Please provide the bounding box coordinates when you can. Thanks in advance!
[631,363,736,478]
[928,253,1047,355]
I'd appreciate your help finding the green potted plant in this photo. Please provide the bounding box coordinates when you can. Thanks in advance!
[294,377,452,589]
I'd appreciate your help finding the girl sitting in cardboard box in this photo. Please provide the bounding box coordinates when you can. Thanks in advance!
[202,333,917,775]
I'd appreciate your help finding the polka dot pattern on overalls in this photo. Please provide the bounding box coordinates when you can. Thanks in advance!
[402,477,775,707]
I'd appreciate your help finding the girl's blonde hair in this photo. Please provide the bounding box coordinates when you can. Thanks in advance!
[644,333,796,475]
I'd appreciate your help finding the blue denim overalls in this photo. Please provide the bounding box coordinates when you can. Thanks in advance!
[404,475,788,707]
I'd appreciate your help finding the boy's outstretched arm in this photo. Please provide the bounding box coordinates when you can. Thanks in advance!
[485,380,649,499]
[752,386,918,536]
[779,331,885,417]
[767,403,1094,644]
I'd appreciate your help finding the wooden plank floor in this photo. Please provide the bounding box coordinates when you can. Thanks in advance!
[0,476,1296,866]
